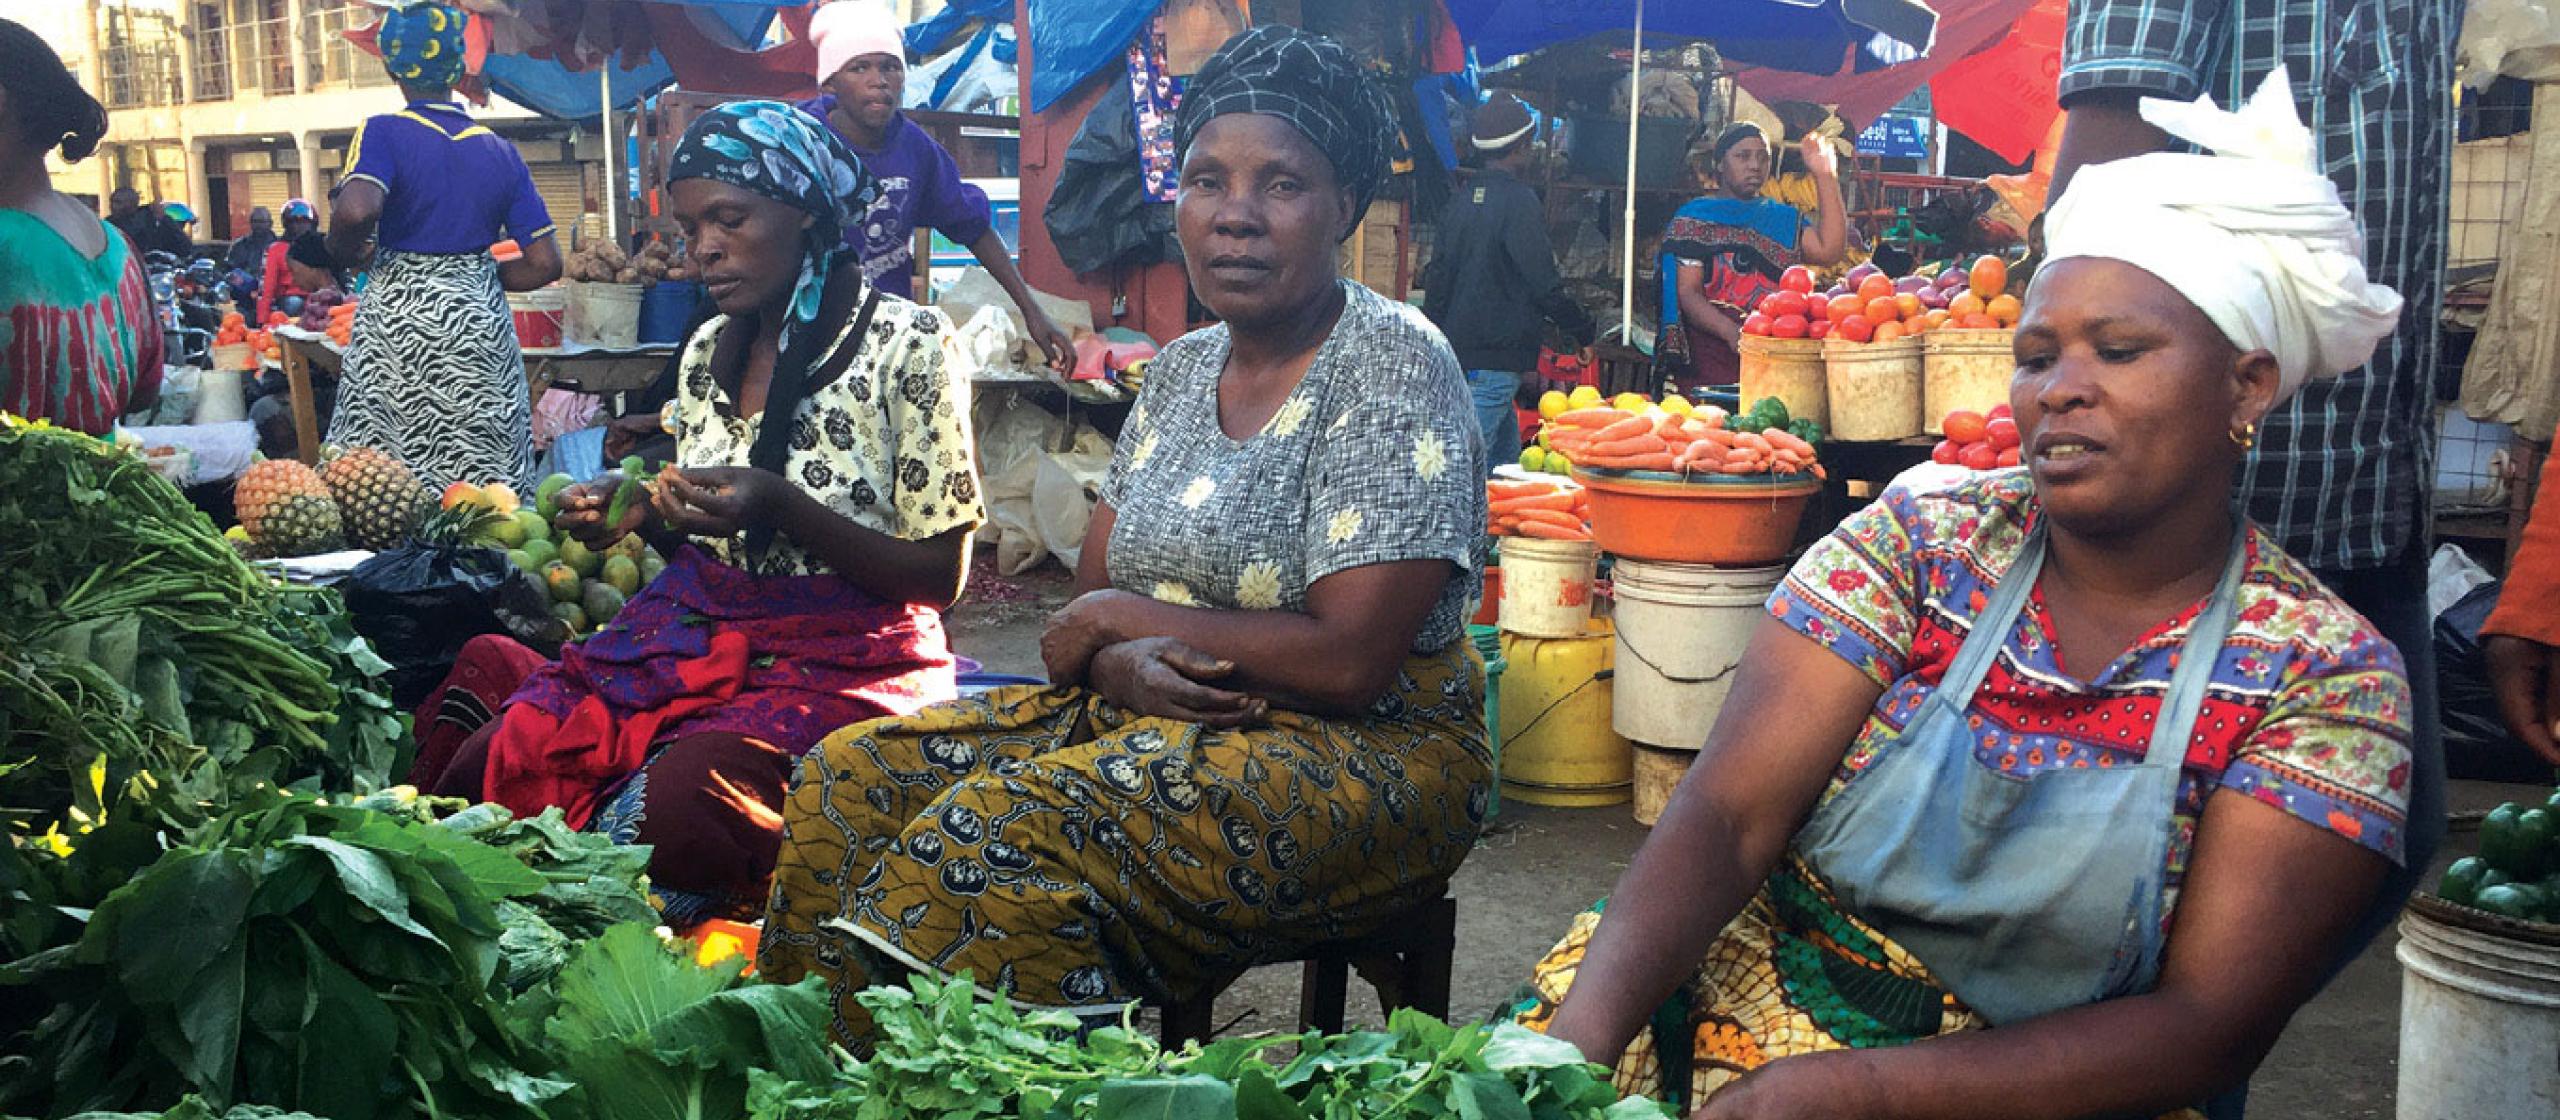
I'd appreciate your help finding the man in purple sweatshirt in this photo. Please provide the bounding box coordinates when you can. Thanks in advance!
[801,1,1073,372]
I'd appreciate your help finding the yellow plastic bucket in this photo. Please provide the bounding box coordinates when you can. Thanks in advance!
[1498,621,1632,807]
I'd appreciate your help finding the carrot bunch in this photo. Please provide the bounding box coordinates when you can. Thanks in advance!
[1543,406,1825,478]
[1488,478,1592,541]
[325,300,357,347]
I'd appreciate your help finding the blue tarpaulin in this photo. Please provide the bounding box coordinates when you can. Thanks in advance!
[1445,0,1936,75]
[1026,0,1157,114]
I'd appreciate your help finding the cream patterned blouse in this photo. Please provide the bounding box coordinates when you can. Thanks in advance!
[666,295,984,577]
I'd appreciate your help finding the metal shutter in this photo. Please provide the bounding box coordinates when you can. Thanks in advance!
[244,171,295,213]
[525,162,587,245]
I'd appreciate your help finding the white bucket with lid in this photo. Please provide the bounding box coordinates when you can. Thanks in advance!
[2395,897,2560,1118]
[1497,537,1598,640]
[1609,557,1785,748]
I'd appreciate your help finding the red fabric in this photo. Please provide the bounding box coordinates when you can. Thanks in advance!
[646,4,819,101]
[486,628,750,828]
[1423,1,1467,75]
[408,633,551,791]
[1926,0,2066,165]
[2486,441,2560,647]
[256,241,305,325]
[1732,0,2037,131]
[4,232,163,435]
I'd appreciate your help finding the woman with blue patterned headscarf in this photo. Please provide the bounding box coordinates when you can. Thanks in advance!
[423,102,984,931]
[323,2,562,491]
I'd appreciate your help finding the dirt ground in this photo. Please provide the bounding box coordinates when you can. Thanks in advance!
[944,552,2529,1118]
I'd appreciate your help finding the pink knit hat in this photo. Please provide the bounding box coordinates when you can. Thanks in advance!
[812,2,906,85]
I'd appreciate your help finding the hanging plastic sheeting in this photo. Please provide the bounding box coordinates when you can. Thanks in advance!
[908,0,1015,58]
[1026,0,1160,112]
[1444,0,1937,75]
[351,1,804,123]
[907,22,1019,113]
[1730,0,2037,133]
[2461,81,2560,442]
[1043,77,1181,275]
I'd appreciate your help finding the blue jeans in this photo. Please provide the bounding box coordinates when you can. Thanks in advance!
[1466,369,1523,477]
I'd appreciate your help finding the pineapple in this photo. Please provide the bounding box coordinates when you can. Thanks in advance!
[262,493,346,555]
[320,446,428,550]
[234,459,333,546]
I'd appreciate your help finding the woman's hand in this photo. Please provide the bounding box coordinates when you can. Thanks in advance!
[1088,638,1266,728]
[1042,589,1139,686]
[554,474,650,549]
[2484,634,2560,765]
[1025,310,1076,375]
[1692,1053,1884,1120]
[652,466,795,539]
[1798,133,1839,182]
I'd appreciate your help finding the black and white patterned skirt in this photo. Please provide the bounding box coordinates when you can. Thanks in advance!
[330,249,533,492]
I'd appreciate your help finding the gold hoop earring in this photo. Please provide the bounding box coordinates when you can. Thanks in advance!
[2230,422,2257,450]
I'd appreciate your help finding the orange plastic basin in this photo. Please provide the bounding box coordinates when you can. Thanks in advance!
[1571,468,1819,566]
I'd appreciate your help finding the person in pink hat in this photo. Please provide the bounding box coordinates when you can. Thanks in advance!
[800,0,1072,372]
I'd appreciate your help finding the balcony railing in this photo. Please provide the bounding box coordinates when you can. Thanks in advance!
[190,23,234,101]
[231,15,296,97]
[304,0,392,90]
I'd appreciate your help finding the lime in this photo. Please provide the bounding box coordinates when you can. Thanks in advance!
[1519,447,1548,473]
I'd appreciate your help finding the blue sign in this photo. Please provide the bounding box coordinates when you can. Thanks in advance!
[1856,115,1931,160]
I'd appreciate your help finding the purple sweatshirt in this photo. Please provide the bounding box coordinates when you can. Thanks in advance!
[798,96,992,301]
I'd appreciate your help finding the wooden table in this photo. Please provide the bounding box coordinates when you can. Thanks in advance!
[272,328,340,464]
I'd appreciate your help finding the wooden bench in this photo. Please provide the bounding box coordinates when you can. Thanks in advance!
[1153,893,1458,1045]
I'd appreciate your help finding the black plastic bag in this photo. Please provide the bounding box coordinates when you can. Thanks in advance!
[2435,580,2552,783]
[1045,79,1179,275]
[343,544,564,709]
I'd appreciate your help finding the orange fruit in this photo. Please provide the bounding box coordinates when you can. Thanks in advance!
[1969,255,2009,300]
[1987,294,2023,326]
[1960,312,2001,330]
[1873,320,1907,342]
[1948,292,1986,319]
[1895,293,1924,321]
[1865,296,1902,324]
[1923,309,1951,331]
[1856,273,1896,303]
[1827,293,1865,323]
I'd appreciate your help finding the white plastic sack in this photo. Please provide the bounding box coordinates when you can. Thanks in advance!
[2459,0,2560,88]
[2428,542,2497,620]
[949,304,1031,381]
[1031,424,1118,575]
[937,267,1093,347]
[974,395,1071,574]
[906,25,1019,114]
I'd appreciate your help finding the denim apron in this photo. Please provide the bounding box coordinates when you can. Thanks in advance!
[1792,523,2249,1026]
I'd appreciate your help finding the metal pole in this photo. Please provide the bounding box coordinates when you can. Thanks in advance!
[600,64,618,245]
[1619,0,1644,345]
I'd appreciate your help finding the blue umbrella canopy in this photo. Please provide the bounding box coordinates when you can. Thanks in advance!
[1447,0,1937,74]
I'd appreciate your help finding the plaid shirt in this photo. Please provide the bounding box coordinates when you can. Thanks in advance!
[2061,0,2461,571]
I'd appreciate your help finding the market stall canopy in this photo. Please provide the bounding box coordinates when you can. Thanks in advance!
[1447,0,1940,75]
[346,0,812,123]
[1730,0,2060,164]
[1024,0,1160,113]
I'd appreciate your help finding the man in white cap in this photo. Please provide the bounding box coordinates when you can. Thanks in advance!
[1422,92,1593,476]
[800,0,1072,372]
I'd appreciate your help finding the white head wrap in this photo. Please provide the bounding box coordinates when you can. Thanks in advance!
[812,1,906,87]
[2040,66,2402,401]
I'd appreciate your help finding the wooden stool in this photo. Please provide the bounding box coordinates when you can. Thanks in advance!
[1154,893,1458,1045]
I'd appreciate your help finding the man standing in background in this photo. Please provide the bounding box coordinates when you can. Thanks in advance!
[1424,92,1595,475]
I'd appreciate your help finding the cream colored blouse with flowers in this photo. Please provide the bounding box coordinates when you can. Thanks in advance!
[666,295,984,578]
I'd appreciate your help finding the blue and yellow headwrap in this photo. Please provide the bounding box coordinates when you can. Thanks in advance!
[379,2,467,89]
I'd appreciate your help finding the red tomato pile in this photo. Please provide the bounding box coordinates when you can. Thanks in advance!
[1933,406,2021,471]
[1739,256,2019,343]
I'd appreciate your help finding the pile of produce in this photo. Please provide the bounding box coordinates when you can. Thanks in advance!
[477,472,669,636]
[2436,784,2560,923]
[1739,257,2017,343]
[1930,406,2023,471]
[746,973,1673,1120]
[210,311,278,363]
[565,238,688,285]
[227,446,433,557]
[1539,397,1823,477]
[295,288,355,341]
[1487,477,1592,541]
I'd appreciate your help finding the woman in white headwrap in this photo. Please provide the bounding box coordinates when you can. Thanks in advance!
[1511,69,2413,1120]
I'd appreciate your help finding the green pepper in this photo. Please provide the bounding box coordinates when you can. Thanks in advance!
[2516,807,2559,878]
[2482,803,2532,876]
[2473,883,2546,921]
[2438,856,2491,906]
[604,455,649,527]
[1787,417,1826,446]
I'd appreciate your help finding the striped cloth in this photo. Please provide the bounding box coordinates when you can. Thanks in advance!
[2060,0,2462,571]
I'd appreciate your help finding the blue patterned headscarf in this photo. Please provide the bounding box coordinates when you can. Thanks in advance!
[378,3,468,89]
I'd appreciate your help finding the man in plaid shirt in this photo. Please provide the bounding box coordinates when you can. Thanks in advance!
[2051,0,2457,1091]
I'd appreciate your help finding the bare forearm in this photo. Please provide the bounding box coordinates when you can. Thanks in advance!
[1079,595,1401,715]
[1802,170,1849,266]
[1543,805,1767,1064]
[1856,990,2262,1120]
[2050,91,2171,202]
[1682,290,1741,346]
[773,487,971,609]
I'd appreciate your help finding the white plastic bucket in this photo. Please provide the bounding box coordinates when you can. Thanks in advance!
[2395,898,2560,1119]
[1609,558,1784,749]
[1498,537,1598,639]
[565,281,643,349]
[193,369,247,424]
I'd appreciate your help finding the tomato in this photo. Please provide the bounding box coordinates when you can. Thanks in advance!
[1988,403,2013,421]
[1959,312,2002,330]
[1947,291,1986,320]
[1864,296,1902,325]
[1985,416,2020,450]
[1827,294,1866,323]
[1856,273,1897,304]
[1987,293,2023,326]
[1996,446,2021,468]
[1808,319,1833,339]
[1780,265,1817,294]
[1771,313,1810,339]
[1741,312,1773,337]
[1942,410,1989,444]
[1763,290,1811,320]
[1895,293,1924,321]
[1969,254,2009,300]
[1932,439,1962,465]
[1923,310,1952,332]
[1809,295,1832,321]
[1835,314,1876,344]
[1873,320,1907,343]
[1958,442,2000,471]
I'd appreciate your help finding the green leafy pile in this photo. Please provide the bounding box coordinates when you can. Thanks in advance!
[0,420,406,844]
[1731,397,1825,448]
[747,973,1675,1120]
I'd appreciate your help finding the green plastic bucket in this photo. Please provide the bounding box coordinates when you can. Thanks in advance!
[1470,624,1507,816]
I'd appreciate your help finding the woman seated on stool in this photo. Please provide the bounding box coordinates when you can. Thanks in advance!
[411,102,982,927]
[759,27,1491,1043]
[1513,70,2420,1120]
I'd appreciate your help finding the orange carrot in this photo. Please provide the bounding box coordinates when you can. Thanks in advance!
[1591,414,1655,442]
[1513,508,1587,529]
[1733,431,1775,454]
[1587,434,1670,458]
[1487,480,1553,500]
[1491,491,1578,514]
[1555,407,1628,428]
[1516,520,1592,541]
[1765,429,1817,457]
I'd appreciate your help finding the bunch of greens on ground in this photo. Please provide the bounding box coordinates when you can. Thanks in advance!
[747,972,1676,1120]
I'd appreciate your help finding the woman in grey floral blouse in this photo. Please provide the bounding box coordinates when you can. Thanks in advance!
[761,27,1492,1043]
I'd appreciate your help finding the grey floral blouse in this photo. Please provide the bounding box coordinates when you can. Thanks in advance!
[1101,281,1486,653]
[668,295,985,577]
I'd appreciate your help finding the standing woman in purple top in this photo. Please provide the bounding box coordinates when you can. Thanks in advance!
[800,1,1073,373]
[324,2,563,491]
